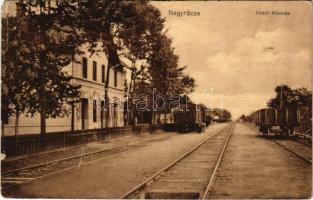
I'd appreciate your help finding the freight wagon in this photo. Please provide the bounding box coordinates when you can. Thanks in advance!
[173,103,207,133]
[205,110,212,126]
[253,107,299,136]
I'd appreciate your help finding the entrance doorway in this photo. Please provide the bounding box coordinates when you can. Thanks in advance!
[81,99,88,129]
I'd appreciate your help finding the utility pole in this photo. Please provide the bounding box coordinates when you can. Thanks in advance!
[280,85,283,109]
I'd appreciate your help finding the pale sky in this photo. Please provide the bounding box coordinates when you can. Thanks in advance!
[153,1,312,119]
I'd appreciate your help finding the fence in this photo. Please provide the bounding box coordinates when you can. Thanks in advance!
[1,124,161,157]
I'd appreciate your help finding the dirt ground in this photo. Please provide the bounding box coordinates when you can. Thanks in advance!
[3,123,229,198]
[209,123,312,199]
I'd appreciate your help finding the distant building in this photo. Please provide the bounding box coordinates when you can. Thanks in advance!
[3,45,126,135]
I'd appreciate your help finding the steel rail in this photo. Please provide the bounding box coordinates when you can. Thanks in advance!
[120,123,234,199]
[2,134,135,164]
[2,165,77,190]
[2,145,123,177]
[1,134,136,163]
[3,132,161,176]
[269,138,312,164]
[247,124,312,164]
[2,132,189,190]
[202,122,236,199]
[292,134,312,148]
[1,146,133,190]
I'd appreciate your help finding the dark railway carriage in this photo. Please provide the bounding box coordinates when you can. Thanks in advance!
[253,107,299,136]
[205,110,212,126]
[254,109,275,135]
[173,103,207,133]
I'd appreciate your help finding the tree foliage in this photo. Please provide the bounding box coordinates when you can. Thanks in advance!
[267,84,312,108]
[211,108,232,120]
[266,84,312,133]
[133,34,196,102]
[74,0,165,62]
[2,0,83,134]
[2,0,196,131]
[71,0,170,126]
[2,17,30,118]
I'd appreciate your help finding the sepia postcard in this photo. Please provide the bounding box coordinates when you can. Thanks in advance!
[1,0,312,199]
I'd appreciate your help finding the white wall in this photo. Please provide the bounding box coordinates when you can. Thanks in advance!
[3,44,126,135]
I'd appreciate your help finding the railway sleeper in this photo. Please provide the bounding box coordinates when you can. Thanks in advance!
[145,190,200,199]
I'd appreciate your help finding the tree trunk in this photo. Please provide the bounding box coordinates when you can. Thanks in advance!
[14,110,20,155]
[40,111,46,134]
[2,122,4,137]
[129,71,138,126]
[2,109,5,136]
[128,71,134,125]
[15,110,20,137]
[71,102,75,132]
[40,96,47,135]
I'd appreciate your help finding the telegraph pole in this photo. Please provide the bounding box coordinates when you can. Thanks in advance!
[280,85,283,109]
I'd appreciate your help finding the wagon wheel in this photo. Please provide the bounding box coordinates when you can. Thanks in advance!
[288,127,294,136]
[263,127,269,137]
[197,125,202,133]
[266,128,271,136]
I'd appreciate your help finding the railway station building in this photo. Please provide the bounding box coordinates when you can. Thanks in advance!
[2,44,126,136]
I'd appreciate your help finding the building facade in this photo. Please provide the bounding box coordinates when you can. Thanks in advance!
[3,46,126,135]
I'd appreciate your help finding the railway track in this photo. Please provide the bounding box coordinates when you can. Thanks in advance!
[2,134,136,165]
[269,139,312,164]
[121,122,236,199]
[292,133,312,147]
[245,124,312,164]
[2,132,181,190]
[1,143,141,190]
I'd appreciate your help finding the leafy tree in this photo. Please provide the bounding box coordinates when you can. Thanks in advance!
[239,114,246,121]
[211,108,232,121]
[130,34,196,123]
[2,1,83,134]
[268,85,312,108]
[72,0,166,127]
[3,0,196,131]
[179,74,196,96]
[1,17,32,136]
[267,84,312,133]
[130,66,153,124]
[292,88,312,108]
[179,95,194,105]
[268,85,293,108]
[54,0,194,126]
[147,34,195,104]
